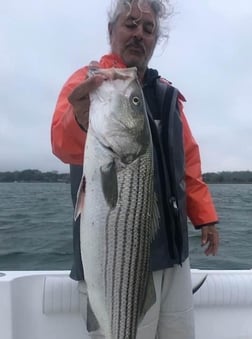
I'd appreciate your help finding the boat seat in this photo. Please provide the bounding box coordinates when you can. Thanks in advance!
[193,272,252,306]
[42,272,252,315]
[1,271,252,339]
[43,276,85,314]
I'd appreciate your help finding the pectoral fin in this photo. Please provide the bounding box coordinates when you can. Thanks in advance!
[100,161,118,209]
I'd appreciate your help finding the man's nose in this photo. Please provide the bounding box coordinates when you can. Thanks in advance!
[133,24,144,40]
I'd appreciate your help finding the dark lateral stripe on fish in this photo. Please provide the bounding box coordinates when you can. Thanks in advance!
[123,158,152,338]
[124,164,143,338]
[132,158,152,325]
[112,170,132,338]
[117,169,137,339]
[121,168,141,338]
[103,156,153,339]
[113,162,147,338]
[104,169,133,337]
[104,211,112,296]
[129,160,146,336]
[104,180,124,338]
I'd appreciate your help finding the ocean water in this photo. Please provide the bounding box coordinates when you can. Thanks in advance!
[0,183,251,271]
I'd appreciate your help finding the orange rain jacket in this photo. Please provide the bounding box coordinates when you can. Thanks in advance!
[51,54,218,228]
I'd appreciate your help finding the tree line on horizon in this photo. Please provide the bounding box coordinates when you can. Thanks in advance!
[202,170,252,183]
[0,169,69,183]
[0,169,252,184]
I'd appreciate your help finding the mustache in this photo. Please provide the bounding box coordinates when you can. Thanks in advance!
[126,39,146,54]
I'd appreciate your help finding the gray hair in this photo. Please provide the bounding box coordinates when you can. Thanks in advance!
[108,0,173,43]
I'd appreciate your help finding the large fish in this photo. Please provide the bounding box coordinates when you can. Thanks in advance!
[75,67,158,339]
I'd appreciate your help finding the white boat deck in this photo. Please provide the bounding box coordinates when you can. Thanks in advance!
[1,269,252,339]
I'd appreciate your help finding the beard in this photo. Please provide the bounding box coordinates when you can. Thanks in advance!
[122,48,148,71]
[122,38,154,72]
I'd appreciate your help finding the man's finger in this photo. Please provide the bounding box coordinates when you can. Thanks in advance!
[88,60,100,73]
[201,227,208,246]
[68,75,105,103]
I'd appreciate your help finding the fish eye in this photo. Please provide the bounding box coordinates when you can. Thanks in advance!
[132,96,140,106]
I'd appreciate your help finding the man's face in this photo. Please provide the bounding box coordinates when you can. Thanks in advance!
[109,1,158,74]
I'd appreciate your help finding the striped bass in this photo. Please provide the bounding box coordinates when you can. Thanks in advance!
[75,67,158,339]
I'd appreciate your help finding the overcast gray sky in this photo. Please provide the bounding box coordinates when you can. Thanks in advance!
[1,0,251,173]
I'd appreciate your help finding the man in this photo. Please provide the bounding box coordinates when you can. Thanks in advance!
[51,0,219,338]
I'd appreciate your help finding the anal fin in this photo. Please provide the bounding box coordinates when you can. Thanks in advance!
[139,272,156,324]
[86,297,100,333]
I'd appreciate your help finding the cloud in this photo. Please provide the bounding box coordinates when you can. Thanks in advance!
[0,0,251,172]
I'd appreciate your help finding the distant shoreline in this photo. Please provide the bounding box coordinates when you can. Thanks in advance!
[0,170,252,184]
[0,170,70,183]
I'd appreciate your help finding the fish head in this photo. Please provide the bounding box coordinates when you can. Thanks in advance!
[89,68,151,164]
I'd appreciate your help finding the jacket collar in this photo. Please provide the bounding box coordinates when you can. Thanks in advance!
[143,68,160,87]
[99,54,160,86]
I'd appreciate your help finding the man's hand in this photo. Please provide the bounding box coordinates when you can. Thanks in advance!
[201,224,219,256]
[68,61,105,131]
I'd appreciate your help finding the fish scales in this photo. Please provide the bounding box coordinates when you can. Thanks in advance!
[75,67,157,339]
[105,155,153,339]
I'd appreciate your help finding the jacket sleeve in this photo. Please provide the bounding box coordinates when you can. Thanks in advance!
[51,67,88,165]
[179,100,219,228]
